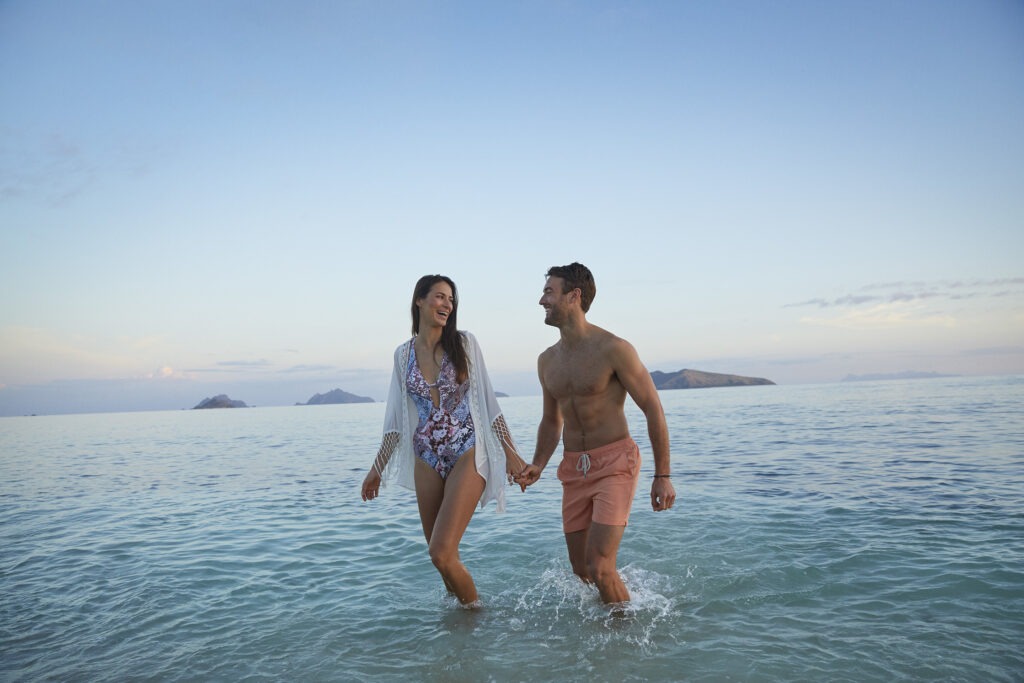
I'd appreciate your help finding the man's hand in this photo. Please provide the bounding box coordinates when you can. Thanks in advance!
[651,477,675,511]
[516,463,543,489]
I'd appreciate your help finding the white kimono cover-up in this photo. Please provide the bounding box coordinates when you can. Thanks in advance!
[376,331,518,512]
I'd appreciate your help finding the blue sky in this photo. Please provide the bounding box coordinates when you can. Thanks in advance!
[2,0,1022,416]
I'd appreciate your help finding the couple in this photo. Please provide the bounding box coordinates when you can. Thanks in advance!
[360,263,676,606]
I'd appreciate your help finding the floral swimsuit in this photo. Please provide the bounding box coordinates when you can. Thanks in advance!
[407,343,476,479]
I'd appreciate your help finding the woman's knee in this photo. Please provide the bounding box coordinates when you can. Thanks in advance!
[428,539,459,572]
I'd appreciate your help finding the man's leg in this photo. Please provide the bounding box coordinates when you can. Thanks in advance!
[585,522,628,603]
[564,529,591,582]
[564,522,629,602]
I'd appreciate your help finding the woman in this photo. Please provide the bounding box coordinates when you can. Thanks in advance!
[361,274,526,606]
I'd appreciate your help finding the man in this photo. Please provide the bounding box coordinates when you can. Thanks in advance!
[518,262,676,603]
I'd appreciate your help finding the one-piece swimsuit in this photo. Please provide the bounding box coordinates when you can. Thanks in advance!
[407,343,476,478]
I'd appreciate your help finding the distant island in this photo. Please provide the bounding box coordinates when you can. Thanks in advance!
[194,394,248,409]
[298,388,375,405]
[842,371,959,382]
[650,369,775,390]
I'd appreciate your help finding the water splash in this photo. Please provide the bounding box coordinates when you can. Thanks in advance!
[507,559,677,654]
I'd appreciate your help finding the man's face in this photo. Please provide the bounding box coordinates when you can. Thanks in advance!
[539,276,572,327]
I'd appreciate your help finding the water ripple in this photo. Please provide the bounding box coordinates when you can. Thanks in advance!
[2,380,1023,681]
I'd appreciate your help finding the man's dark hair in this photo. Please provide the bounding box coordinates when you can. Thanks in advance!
[546,262,596,312]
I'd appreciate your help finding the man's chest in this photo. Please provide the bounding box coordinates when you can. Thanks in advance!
[543,354,613,397]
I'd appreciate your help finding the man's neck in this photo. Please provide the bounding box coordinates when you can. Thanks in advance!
[558,316,590,347]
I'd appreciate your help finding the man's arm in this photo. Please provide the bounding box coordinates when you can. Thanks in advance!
[518,355,563,487]
[611,339,676,511]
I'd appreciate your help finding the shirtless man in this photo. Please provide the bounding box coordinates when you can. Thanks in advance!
[518,262,676,603]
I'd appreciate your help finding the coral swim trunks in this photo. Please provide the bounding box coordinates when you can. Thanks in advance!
[557,437,641,534]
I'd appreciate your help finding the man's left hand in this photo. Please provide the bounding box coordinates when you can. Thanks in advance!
[651,477,676,511]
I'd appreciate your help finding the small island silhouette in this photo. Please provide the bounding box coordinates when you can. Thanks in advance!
[189,370,771,412]
[650,369,774,389]
[297,388,375,405]
[193,394,248,409]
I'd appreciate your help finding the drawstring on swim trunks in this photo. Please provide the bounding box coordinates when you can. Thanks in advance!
[576,452,591,478]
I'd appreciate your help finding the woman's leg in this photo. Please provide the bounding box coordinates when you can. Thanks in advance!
[424,448,485,604]
[413,460,454,592]
[414,459,445,543]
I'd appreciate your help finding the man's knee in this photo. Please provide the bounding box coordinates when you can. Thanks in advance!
[570,558,591,582]
[585,534,624,586]
[586,555,618,585]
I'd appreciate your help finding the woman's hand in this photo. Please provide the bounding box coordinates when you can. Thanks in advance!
[505,451,528,492]
[361,469,382,501]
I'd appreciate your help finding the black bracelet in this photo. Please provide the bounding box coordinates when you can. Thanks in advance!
[653,474,671,479]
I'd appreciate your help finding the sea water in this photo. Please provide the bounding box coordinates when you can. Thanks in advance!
[1,376,1022,682]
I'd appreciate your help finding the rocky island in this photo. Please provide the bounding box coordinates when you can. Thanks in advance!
[298,388,375,405]
[650,369,774,390]
[193,394,248,409]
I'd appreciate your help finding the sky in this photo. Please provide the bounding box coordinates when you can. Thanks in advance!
[1,0,1022,416]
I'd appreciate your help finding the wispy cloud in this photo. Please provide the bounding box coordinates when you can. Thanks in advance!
[962,345,1024,357]
[181,359,274,374]
[786,278,1024,309]
[184,359,344,376]
[217,359,273,368]
[800,301,956,329]
[142,366,190,380]
[281,364,336,374]
[0,131,96,207]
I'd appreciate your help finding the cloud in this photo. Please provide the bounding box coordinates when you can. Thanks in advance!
[787,277,1024,310]
[833,294,883,306]
[142,366,192,380]
[962,345,1024,357]
[217,359,274,370]
[800,301,956,330]
[0,131,96,206]
[281,364,336,373]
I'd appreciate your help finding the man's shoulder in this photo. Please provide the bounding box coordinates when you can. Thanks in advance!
[588,325,633,350]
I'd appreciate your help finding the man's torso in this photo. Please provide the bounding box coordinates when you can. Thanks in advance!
[540,329,631,451]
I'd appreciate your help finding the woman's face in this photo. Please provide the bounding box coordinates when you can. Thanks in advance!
[417,281,454,331]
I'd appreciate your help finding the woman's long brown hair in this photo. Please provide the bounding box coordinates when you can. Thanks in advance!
[410,274,468,384]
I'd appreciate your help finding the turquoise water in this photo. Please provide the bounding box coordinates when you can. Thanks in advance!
[2,376,1022,682]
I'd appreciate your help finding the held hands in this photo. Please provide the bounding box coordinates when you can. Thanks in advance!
[504,450,542,492]
[505,452,530,492]
[651,476,676,512]
[361,469,381,502]
[516,464,543,489]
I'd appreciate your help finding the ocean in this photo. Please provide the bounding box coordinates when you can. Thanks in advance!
[1,376,1022,682]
